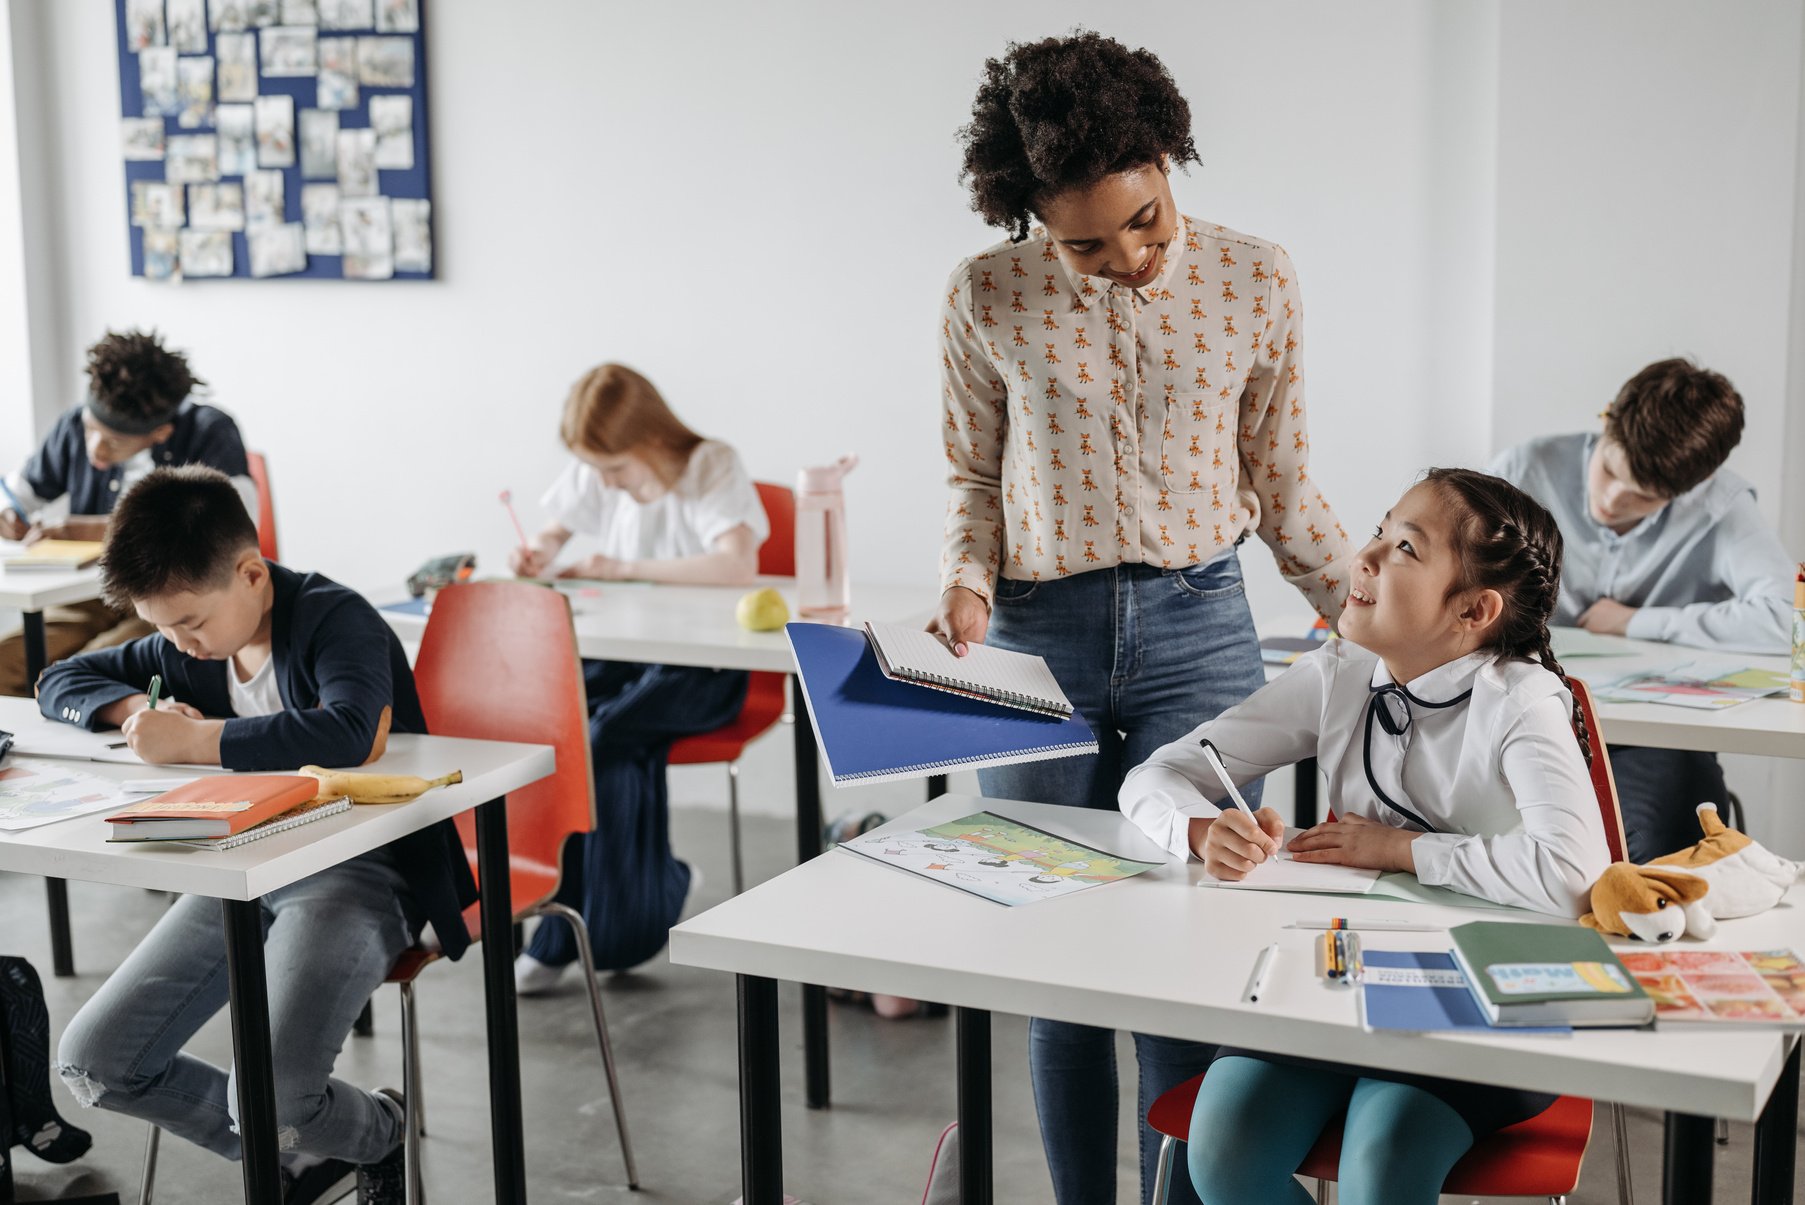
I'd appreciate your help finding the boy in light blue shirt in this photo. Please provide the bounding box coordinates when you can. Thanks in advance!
[1491,358,1796,861]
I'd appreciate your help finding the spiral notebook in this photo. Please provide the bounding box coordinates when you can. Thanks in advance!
[176,797,352,850]
[787,622,1097,785]
[863,621,1075,718]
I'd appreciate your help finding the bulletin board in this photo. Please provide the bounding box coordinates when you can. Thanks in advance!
[113,0,434,282]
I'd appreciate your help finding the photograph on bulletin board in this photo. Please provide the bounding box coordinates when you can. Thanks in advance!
[113,0,433,282]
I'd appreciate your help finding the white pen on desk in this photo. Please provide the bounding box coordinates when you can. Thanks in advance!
[1286,919,1444,933]
[1243,942,1278,1004]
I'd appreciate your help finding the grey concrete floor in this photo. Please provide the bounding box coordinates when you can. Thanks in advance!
[3,806,1801,1204]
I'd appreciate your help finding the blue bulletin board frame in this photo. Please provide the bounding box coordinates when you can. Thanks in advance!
[113,0,434,281]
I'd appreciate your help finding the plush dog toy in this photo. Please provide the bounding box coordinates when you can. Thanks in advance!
[1580,802,1801,942]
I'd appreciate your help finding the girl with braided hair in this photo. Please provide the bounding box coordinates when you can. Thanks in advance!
[1119,468,1610,1205]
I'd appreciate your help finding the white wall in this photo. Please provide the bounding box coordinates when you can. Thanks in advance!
[11,0,1478,626]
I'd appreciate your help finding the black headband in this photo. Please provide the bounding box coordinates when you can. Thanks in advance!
[85,393,178,437]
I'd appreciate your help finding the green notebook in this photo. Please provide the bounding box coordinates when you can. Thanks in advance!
[1449,921,1653,1028]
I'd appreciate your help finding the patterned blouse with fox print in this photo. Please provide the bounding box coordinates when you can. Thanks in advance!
[938,214,1353,623]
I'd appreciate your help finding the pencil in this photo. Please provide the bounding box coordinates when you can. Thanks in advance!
[146,675,162,711]
[499,489,530,551]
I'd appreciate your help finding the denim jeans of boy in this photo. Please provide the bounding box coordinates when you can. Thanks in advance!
[977,555,1267,1205]
[1608,744,1731,862]
[55,855,415,1164]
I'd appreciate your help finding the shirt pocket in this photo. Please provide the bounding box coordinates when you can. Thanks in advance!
[1159,391,1234,495]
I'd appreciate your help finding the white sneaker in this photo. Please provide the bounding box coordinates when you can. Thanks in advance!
[681,862,706,918]
[513,952,567,997]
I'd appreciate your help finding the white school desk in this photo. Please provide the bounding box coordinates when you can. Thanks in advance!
[1556,632,1804,759]
[374,577,931,1112]
[0,559,107,979]
[0,698,554,1205]
[672,793,1802,1205]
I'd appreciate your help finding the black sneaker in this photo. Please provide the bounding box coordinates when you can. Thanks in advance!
[284,1157,355,1205]
[355,1089,408,1205]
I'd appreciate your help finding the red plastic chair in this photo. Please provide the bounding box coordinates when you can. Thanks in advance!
[1145,677,1630,1205]
[395,581,638,1196]
[246,450,279,561]
[667,481,793,894]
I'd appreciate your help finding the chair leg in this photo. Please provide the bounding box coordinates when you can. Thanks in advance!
[727,761,745,896]
[540,902,639,1189]
[398,982,425,1205]
[138,1125,160,1205]
[1610,1102,1635,1205]
[1150,1135,1176,1205]
[1315,1179,1329,1202]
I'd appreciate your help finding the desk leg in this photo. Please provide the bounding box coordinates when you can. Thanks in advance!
[789,675,831,1110]
[25,611,75,981]
[475,797,527,1205]
[1662,1112,1713,1205]
[738,975,783,1205]
[956,1007,993,1205]
[222,899,281,1205]
[44,881,72,978]
[1751,1039,1800,1205]
[1293,756,1319,829]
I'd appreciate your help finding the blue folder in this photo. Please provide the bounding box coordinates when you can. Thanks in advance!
[1361,950,1568,1035]
[785,622,1099,784]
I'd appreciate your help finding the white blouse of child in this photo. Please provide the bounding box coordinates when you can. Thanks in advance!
[540,440,771,563]
[1118,639,1611,917]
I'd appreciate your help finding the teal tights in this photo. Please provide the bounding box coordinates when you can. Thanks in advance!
[1187,1056,1475,1205]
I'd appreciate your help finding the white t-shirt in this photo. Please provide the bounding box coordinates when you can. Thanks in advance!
[227,654,283,718]
[540,440,769,562]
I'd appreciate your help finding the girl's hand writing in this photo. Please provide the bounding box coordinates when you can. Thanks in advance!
[925,586,990,657]
[1287,813,1419,873]
[1195,806,1284,880]
[509,545,552,578]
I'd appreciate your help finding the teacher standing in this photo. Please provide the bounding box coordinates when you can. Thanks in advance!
[926,32,1354,1205]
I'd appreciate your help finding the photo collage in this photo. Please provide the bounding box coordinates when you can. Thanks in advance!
[116,0,433,282]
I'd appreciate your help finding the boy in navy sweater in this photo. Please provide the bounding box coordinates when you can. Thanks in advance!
[1492,358,1796,860]
[39,467,472,1205]
[0,330,255,695]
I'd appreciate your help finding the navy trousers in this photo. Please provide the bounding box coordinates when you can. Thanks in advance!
[526,660,749,972]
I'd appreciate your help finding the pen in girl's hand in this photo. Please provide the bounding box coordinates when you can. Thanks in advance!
[146,675,163,712]
[1199,740,1255,817]
[499,490,530,551]
[1243,942,1278,1004]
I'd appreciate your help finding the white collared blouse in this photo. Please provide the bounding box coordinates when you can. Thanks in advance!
[1117,640,1611,917]
[937,214,1353,620]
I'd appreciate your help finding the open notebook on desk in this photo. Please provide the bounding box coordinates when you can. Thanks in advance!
[1198,827,1382,894]
[10,722,214,769]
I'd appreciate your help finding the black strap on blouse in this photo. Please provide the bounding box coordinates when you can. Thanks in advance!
[1361,681,1473,834]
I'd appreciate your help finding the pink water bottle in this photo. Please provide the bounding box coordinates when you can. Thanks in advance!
[796,455,857,620]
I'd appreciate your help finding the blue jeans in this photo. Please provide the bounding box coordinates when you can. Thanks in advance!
[1187,1056,1474,1205]
[977,555,1267,1205]
[1608,744,1729,863]
[55,856,416,1164]
[526,660,749,972]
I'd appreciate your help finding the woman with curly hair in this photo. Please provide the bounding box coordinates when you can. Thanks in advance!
[0,329,255,694]
[925,32,1354,1204]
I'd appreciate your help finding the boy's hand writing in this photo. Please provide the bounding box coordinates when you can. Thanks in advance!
[0,510,29,541]
[1287,813,1418,873]
[120,707,222,764]
[95,693,205,728]
[1576,598,1636,636]
[1195,806,1284,880]
[925,586,990,657]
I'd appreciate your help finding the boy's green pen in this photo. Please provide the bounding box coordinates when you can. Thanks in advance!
[146,675,162,711]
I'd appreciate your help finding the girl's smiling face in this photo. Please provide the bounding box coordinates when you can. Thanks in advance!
[1340,481,1502,682]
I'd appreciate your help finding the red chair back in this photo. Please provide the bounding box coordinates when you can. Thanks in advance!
[247,451,279,561]
[412,581,594,910]
[1569,678,1627,863]
[754,481,795,576]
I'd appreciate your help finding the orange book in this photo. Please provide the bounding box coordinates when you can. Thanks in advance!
[106,775,320,842]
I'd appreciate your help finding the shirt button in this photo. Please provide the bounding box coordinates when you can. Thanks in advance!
[109,480,120,491]
[1123,505,1136,518]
